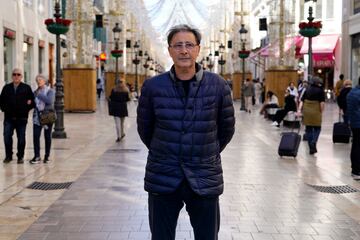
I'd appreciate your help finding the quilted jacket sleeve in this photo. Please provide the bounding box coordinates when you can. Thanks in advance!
[218,81,235,152]
[137,81,155,149]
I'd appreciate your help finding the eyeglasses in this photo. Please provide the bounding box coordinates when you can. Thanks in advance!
[12,73,21,77]
[170,42,198,51]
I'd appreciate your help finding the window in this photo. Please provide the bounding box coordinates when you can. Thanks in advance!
[326,0,334,18]
[39,46,44,74]
[355,0,360,14]
[4,36,14,84]
[23,0,33,7]
[38,0,45,14]
[300,0,305,20]
[315,0,322,19]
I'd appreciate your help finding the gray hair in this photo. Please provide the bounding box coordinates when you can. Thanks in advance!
[12,68,22,74]
[35,74,48,83]
[310,76,323,85]
[167,24,202,45]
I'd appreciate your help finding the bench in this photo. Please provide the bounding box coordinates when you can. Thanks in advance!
[283,111,301,128]
[266,108,280,121]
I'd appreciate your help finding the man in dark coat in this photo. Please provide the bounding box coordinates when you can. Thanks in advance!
[0,68,35,164]
[347,82,360,180]
[137,24,235,240]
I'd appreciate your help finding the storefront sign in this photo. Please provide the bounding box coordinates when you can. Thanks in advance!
[4,28,16,39]
[38,40,45,48]
[313,59,335,68]
[24,35,33,45]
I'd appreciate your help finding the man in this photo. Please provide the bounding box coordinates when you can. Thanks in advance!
[347,81,360,180]
[0,68,35,164]
[337,79,352,124]
[334,74,345,98]
[137,24,235,240]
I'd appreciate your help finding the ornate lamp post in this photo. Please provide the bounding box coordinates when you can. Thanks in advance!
[111,23,122,84]
[299,0,321,76]
[44,0,72,138]
[239,24,250,111]
[207,53,214,72]
[218,43,226,76]
[132,41,140,96]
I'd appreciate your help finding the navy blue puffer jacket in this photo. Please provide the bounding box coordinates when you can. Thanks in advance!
[347,85,360,128]
[137,65,235,196]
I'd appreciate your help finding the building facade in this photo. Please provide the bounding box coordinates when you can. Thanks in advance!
[0,0,57,89]
[342,0,360,86]
[249,0,342,89]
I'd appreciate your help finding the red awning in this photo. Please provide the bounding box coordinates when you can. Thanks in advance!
[300,34,339,54]
[300,34,339,68]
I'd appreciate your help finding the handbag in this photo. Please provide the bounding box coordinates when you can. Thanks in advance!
[39,109,57,125]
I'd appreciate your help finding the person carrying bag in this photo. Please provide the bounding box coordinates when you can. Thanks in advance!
[30,74,55,164]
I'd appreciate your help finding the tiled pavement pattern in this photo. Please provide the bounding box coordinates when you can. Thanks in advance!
[10,101,360,239]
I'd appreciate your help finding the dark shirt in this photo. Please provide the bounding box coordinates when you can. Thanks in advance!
[176,76,196,97]
[301,85,325,102]
[337,87,352,112]
[284,94,297,112]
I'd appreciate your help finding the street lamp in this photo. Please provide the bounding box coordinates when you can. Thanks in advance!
[111,23,122,84]
[132,41,140,97]
[207,53,214,72]
[299,0,321,76]
[44,0,72,138]
[239,23,250,111]
[218,43,226,76]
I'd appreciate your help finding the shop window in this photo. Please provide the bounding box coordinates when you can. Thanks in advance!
[355,0,360,14]
[3,37,14,84]
[351,33,360,85]
[23,42,33,84]
[39,46,44,74]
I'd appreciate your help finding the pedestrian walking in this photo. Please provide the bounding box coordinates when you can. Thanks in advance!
[243,78,254,113]
[0,68,35,164]
[337,79,352,124]
[298,76,325,155]
[137,24,235,240]
[96,78,103,99]
[108,80,130,142]
[30,74,55,164]
[334,74,345,98]
[347,81,360,180]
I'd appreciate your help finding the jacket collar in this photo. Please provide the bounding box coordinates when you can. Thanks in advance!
[169,63,203,83]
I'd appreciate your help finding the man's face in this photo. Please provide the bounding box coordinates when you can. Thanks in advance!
[168,31,200,70]
[12,70,22,85]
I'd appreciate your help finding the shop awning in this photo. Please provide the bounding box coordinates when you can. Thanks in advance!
[300,34,339,54]
[300,34,339,68]
[249,36,303,59]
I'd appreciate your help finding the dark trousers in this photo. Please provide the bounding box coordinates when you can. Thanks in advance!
[351,128,360,174]
[33,124,53,158]
[3,119,27,159]
[274,109,288,124]
[97,89,102,99]
[148,181,220,240]
[305,126,321,147]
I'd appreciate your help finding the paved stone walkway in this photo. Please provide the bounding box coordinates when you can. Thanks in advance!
[15,101,360,240]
